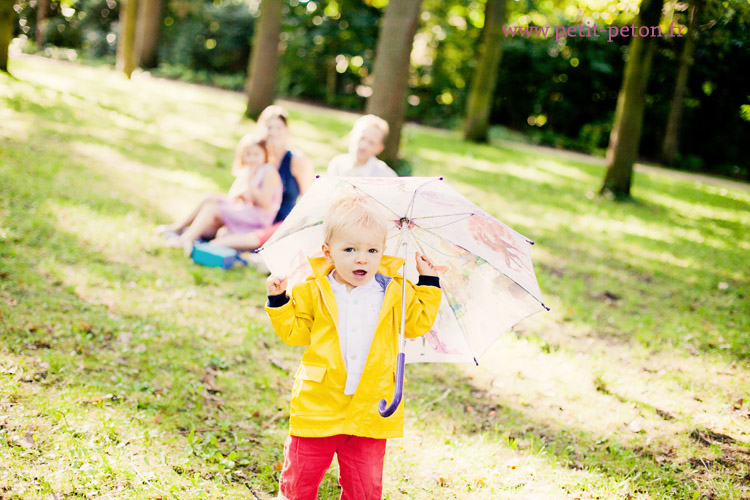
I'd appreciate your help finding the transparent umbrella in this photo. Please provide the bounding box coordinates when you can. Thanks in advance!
[258,176,548,416]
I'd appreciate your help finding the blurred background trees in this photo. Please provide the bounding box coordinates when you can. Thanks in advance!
[6,0,750,179]
[463,0,508,143]
[365,0,424,167]
[600,0,665,198]
[244,0,281,119]
[1,0,17,72]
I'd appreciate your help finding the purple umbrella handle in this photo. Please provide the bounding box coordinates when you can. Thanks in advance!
[378,352,405,418]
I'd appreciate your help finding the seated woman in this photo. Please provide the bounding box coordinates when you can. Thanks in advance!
[208,105,314,251]
[167,135,282,255]
[157,105,313,254]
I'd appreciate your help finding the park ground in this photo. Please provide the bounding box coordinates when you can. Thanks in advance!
[1,56,749,499]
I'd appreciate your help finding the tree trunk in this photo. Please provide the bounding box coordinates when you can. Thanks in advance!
[116,0,139,78]
[600,0,664,199]
[135,0,162,68]
[326,57,336,105]
[245,0,283,120]
[0,0,15,73]
[365,0,424,170]
[660,0,703,165]
[463,0,508,143]
[35,0,49,49]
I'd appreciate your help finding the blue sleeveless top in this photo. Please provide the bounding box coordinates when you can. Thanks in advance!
[274,150,299,223]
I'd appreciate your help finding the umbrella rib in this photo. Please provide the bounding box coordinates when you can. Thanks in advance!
[257,222,322,252]
[406,178,443,220]
[404,227,468,261]
[410,232,480,365]
[411,214,476,230]
[410,212,478,220]
[408,225,546,307]
[342,181,403,219]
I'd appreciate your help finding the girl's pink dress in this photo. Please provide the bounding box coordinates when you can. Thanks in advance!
[218,163,282,234]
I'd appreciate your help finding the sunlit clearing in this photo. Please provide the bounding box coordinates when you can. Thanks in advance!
[646,192,750,225]
[71,142,220,220]
[534,159,599,183]
[575,214,676,244]
[418,149,556,187]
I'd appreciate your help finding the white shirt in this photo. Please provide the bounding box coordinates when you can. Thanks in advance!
[327,271,386,395]
[327,154,398,178]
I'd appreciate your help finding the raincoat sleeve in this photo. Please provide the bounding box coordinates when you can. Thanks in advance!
[265,282,314,346]
[404,280,442,339]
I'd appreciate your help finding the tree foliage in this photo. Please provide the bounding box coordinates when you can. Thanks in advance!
[7,0,750,178]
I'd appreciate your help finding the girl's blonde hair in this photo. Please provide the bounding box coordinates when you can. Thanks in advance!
[323,193,390,244]
[231,135,268,175]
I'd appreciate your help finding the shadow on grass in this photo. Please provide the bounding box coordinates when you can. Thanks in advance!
[405,361,747,499]
[1,141,292,495]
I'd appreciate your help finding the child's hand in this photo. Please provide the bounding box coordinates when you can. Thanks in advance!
[266,275,288,296]
[415,252,438,277]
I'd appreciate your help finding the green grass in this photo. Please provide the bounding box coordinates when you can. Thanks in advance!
[1,55,749,499]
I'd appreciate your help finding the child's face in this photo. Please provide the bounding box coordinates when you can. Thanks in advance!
[351,125,385,164]
[241,144,266,168]
[323,223,386,291]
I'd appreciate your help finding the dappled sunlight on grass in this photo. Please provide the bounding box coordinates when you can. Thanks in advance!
[386,428,592,499]
[417,148,560,188]
[3,56,750,499]
[0,349,246,498]
[69,141,220,221]
[517,307,750,441]
[645,192,750,225]
[534,159,600,184]
[573,214,677,245]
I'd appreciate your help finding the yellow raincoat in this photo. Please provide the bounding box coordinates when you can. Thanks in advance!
[265,255,441,439]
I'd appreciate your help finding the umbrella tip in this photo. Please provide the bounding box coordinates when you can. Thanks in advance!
[439,176,444,181]
[527,239,535,245]
[542,302,551,311]
[315,174,321,179]
[473,357,479,366]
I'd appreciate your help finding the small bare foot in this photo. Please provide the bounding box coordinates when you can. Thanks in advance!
[154,224,175,235]
[182,239,195,257]
[164,237,183,248]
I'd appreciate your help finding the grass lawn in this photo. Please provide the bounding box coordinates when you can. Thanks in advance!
[1,55,749,500]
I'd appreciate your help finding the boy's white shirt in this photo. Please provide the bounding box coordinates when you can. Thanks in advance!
[327,270,386,395]
[327,154,397,178]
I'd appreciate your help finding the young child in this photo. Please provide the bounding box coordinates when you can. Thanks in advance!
[265,194,441,500]
[168,136,282,255]
[327,114,398,178]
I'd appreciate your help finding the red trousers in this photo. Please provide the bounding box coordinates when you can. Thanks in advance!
[278,434,387,500]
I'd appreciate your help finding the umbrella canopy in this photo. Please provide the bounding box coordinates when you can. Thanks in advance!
[259,176,547,366]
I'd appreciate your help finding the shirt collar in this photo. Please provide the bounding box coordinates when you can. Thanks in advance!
[328,270,385,293]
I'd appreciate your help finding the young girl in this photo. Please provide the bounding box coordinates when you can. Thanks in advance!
[169,136,282,256]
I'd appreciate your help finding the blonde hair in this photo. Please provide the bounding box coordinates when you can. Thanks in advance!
[351,114,389,142]
[232,135,268,175]
[257,105,289,129]
[323,193,390,244]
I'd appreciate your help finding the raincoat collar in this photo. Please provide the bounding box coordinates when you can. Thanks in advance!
[307,255,405,279]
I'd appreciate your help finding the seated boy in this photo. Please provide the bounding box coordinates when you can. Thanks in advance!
[265,194,441,499]
[327,114,398,177]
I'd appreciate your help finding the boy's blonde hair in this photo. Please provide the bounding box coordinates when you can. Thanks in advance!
[323,193,390,244]
[351,114,389,143]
